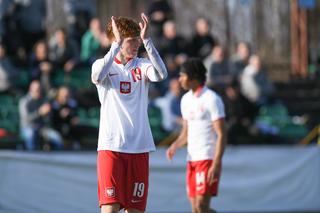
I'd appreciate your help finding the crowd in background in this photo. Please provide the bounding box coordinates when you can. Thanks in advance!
[0,0,310,151]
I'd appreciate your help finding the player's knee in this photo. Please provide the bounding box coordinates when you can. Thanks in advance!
[195,200,210,213]
[125,208,144,213]
[101,203,120,213]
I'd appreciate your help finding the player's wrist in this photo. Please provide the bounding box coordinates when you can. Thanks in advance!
[116,39,123,46]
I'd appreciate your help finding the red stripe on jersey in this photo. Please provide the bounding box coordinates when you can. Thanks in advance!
[114,57,121,64]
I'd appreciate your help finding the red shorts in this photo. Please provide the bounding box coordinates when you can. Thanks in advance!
[97,150,149,211]
[186,160,221,198]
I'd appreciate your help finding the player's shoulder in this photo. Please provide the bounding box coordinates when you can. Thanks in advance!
[91,58,105,71]
[203,87,223,102]
[181,90,192,102]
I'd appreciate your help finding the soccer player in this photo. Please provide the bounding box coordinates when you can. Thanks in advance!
[91,13,167,213]
[166,58,226,213]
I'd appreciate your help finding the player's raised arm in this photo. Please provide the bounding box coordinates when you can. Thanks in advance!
[91,16,123,84]
[140,13,168,82]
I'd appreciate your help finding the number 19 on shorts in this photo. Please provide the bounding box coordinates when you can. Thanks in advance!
[133,182,145,197]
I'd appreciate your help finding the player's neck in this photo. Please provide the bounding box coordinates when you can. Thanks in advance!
[191,82,203,92]
[116,53,133,65]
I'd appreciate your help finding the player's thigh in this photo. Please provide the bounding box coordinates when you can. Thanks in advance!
[97,151,126,208]
[101,203,120,213]
[125,153,149,211]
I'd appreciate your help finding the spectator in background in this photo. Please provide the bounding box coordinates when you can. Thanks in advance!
[17,0,47,54]
[49,28,79,73]
[80,18,102,64]
[19,80,63,151]
[29,40,54,95]
[51,86,80,149]
[63,0,96,45]
[0,0,26,67]
[230,41,251,77]
[0,43,18,93]
[147,0,174,39]
[158,20,188,61]
[206,45,231,90]
[95,32,111,59]
[240,55,275,105]
[155,78,183,133]
[224,79,258,144]
[158,20,188,91]
[189,17,216,59]
[148,85,168,144]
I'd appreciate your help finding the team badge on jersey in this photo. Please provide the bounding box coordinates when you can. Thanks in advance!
[105,187,115,197]
[120,81,131,94]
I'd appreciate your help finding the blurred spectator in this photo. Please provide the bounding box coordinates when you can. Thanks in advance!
[51,86,80,149]
[156,20,188,94]
[95,33,111,59]
[158,20,188,60]
[80,18,102,64]
[147,0,174,39]
[240,55,275,105]
[224,79,258,144]
[0,43,18,93]
[17,0,47,54]
[19,80,63,150]
[206,45,231,90]
[0,0,26,66]
[155,78,183,133]
[29,40,54,95]
[189,17,216,59]
[0,0,16,44]
[230,41,251,77]
[63,0,96,45]
[49,28,79,73]
[148,85,168,144]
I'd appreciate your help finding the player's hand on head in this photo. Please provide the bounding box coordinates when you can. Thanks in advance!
[111,16,122,44]
[139,13,149,40]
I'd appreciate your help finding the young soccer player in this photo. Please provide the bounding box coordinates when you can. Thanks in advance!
[92,13,167,213]
[166,58,226,213]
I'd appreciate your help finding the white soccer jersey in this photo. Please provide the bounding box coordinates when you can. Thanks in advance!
[91,38,167,153]
[181,86,225,161]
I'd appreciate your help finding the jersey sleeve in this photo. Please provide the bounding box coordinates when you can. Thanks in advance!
[142,38,168,82]
[91,42,120,84]
[209,94,225,122]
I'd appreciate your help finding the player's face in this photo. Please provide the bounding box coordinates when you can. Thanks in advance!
[120,36,141,58]
[179,72,191,90]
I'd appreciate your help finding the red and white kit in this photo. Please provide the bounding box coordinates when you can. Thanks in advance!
[92,38,167,210]
[181,86,225,197]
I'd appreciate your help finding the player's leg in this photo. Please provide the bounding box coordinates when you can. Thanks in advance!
[125,153,149,212]
[193,160,220,213]
[189,197,197,213]
[187,162,198,213]
[97,151,125,212]
[101,203,121,213]
[125,208,144,213]
[195,195,216,213]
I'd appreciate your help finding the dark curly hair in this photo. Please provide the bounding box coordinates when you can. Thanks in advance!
[106,16,140,40]
[180,58,207,85]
